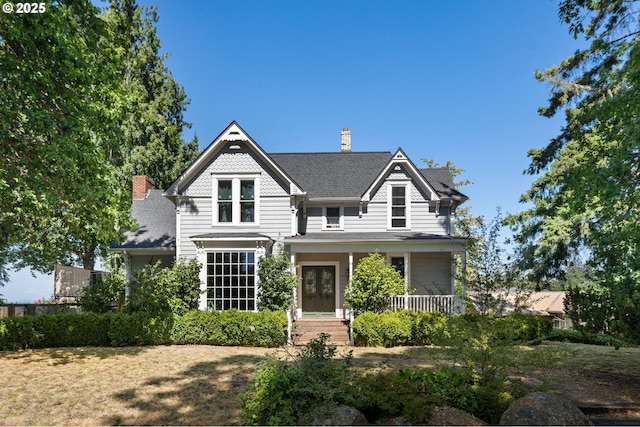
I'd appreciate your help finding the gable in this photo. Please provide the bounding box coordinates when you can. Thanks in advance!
[362,148,440,203]
[164,121,303,197]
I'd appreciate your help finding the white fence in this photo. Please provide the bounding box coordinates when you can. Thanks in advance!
[388,295,465,315]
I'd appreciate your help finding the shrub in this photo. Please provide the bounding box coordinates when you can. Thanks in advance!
[78,255,126,313]
[257,248,297,311]
[350,370,437,424]
[126,258,201,315]
[107,312,174,346]
[345,252,406,314]
[411,310,450,345]
[242,334,354,425]
[548,328,633,347]
[352,310,411,347]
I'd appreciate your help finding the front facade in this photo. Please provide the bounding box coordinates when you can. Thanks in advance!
[113,121,468,318]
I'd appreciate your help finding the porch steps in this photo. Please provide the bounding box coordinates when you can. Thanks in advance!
[292,318,351,346]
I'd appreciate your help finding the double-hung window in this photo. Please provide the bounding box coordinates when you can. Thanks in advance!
[214,176,259,225]
[323,206,343,230]
[388,183,410,229]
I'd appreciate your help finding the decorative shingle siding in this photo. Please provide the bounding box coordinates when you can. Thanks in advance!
[182,147,289,198]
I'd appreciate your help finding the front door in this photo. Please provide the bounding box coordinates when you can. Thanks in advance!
[301,265,336,316]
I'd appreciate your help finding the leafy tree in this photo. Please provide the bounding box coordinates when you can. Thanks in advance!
[0,0,200,285]
[467,209,531,315]
[422,159,481,293]
[345,252,406,314]
[257,248,297,311]
[0,0,130,279]
[506,0,640,341]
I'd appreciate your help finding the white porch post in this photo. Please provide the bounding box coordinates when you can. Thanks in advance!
[290,251,297,314]
[403,251,409,310]
[461,251,467,299]
[196,244,207,310]
[348,251,353,317]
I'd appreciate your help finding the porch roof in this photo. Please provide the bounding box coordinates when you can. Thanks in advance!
[190,232,272,241]
[284,232,466,253]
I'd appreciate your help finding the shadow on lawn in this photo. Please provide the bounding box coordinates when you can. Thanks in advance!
[0,346,147,365]
[104,353,267,425]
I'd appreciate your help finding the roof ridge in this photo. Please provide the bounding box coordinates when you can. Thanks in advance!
[269,151,392,155]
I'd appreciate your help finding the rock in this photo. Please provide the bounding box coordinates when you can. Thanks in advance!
[385,415,411,425]
[429,406,487,426]
[301,404,369,426]
[499,392,591,425]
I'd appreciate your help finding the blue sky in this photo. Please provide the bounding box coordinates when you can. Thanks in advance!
[4,0,583,302]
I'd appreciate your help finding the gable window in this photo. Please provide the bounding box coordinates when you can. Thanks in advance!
[391,186,406,228]
[387,182,410,229]
[213,176,259,225]
[323,206,343,230]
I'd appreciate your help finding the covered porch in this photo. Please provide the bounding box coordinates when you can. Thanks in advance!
[283,232,467,319]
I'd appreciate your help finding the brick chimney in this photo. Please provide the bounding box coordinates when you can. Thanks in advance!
[132,175,155,200]
[341,127,351,152]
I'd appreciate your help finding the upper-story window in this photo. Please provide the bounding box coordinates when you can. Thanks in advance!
[240,180,255,223]
[323,206,343,230]
[388,183,410,229]
[214,176,259,225]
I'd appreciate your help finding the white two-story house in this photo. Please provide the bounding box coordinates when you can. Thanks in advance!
[112,121,468,319]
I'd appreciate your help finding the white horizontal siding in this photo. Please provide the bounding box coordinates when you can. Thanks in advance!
[178,196,292,258]
[410,252,453,294]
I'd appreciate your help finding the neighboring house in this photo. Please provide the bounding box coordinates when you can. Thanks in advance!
[469,291,572,329]
[111,121,468,318]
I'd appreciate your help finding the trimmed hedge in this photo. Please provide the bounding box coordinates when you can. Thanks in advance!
[0,309,287,350]
[352,310,553,347]
[548,328,633,347]
[171,309,287,347]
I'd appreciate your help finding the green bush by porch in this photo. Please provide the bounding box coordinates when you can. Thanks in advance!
[0,309,287,351]
[352,310,553,347]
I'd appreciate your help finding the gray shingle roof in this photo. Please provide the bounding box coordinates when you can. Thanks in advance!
[269,152,393,199]
[419,168,468,201]
[269,152,467,201]
[111,190,176,250]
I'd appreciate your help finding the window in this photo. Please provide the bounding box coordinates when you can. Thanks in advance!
[206,251,256,311]
[391,186,406,228]
[240,180,254,223]
[214,177,259,224]
[323,206,343,230]
[218,180,232,223]
[391,256,405,278]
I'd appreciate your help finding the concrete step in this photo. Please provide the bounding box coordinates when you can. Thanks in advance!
[292,319,351,346]
[577,402,640,426]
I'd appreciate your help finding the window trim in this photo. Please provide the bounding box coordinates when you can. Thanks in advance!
[322,206,344,230]
[387,182,411,229]
[212,175,260,226]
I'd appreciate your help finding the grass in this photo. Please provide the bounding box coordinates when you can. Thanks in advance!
[0,341,638,425]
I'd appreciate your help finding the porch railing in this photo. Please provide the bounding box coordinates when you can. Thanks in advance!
[388,294,465,315]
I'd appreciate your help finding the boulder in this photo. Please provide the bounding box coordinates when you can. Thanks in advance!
[499,392,591,426]
[301,404,369,426]
[429,406,487,426]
